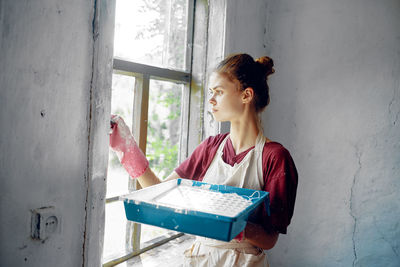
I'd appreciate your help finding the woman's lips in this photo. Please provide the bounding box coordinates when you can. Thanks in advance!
[211,108,218,113]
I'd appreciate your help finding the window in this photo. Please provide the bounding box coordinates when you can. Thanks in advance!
[103,0,194,265]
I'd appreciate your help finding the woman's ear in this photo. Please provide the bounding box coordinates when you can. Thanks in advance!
[242,87,254,104]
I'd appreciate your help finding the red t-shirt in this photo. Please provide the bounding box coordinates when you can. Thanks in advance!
[175,133,298,234]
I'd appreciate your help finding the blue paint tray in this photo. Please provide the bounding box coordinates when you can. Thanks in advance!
[121,178,269,241]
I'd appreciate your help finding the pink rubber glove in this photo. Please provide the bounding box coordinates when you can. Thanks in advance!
[109,115,149,178]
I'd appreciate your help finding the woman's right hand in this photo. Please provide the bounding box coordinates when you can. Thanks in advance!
[109,115,149,179]
[110,115,133,153]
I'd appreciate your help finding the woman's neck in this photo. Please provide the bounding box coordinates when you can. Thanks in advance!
[229,114,260,154]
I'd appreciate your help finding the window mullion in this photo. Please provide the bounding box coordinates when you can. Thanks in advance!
[131,74,149,153]
[185,0,195,72]
[139,75,150,154]
[129,74,150,252]
[179,84,190,163]
[178,0,195,163]
[113,59,190,84]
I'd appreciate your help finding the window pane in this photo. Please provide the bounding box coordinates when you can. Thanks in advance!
[147,80,182,179]
[103,201,133,262]
[114,0,189,71]
[140,80,183,243]
[107,73,135,198]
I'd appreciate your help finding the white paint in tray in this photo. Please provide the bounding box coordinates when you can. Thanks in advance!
[153,185,253,217]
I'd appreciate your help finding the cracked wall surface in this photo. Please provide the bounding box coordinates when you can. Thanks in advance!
[261,0,400,266]
[350,144,362,267]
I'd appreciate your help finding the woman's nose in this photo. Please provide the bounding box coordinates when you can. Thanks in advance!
[209,95,216,105]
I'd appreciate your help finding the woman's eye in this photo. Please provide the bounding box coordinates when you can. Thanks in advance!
[208,89,222,96]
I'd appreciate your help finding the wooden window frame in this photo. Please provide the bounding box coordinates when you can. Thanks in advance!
[103,60,192,267]
[103,1,199,266]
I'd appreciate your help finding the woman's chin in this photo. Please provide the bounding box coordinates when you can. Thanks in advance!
[212,114,222,122]
[213,116,228,123]
[211,112,228,122]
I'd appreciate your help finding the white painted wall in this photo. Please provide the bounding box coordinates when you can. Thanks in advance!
[0,0,114,266]
[262,0,400,266]
[205,0,269,135]
[222,0,400,266]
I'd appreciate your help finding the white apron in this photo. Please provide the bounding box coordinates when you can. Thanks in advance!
[183,133,269,267]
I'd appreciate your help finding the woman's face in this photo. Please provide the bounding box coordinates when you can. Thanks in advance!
[208,72,245,122]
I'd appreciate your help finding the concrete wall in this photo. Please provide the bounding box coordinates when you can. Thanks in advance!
[261,0,400,266]
[0,0,114,266]
[219,0,399,266]
[203,0,269,135]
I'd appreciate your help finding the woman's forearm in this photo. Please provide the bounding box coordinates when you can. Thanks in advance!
[137,170,180,188]
[244,222,279,250]
[136,167,161,188]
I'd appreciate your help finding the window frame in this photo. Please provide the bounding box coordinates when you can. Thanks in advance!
[103,0,244,264]
[103,59,192,267]
[103,0,196,265]
[112,58,191,156]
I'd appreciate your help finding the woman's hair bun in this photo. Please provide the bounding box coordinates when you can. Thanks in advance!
[256,56,275,77]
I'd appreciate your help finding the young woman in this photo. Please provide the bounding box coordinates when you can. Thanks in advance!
[110,54,298,267]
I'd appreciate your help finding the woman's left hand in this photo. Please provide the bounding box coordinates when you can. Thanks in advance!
[243,222,279,250]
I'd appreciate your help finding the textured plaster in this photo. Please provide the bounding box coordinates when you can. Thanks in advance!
[261,0,400,266]
[0,0,113,266]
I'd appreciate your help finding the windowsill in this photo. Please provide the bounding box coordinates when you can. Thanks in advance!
[115,234,196,267]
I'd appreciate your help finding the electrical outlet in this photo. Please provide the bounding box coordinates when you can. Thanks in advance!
[31,206,60,241]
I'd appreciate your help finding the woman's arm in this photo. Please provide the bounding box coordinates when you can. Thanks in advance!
[136,170,180,188]
[244,222,279,250]
[110,115,180,187]
[135,168,161,188]
[164,171,181,181]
